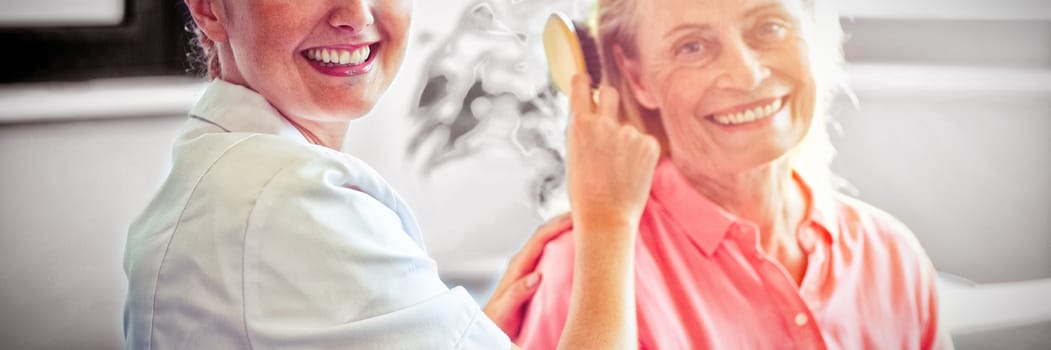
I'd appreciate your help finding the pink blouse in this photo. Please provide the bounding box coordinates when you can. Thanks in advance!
[518,160,952,349]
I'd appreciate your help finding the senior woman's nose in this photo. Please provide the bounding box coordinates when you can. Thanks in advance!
[714,39,770,92]
[328,1,375,34]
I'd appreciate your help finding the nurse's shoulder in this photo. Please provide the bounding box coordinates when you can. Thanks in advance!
[170,126,421,246]
[126,127,507,349]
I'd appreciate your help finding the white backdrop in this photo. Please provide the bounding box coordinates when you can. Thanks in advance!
[0,0,124,27]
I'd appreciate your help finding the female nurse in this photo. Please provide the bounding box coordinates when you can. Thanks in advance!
[123,0,658,349]
[519,0,953,349]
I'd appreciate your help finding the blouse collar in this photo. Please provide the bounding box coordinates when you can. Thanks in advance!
[649,158,839,256]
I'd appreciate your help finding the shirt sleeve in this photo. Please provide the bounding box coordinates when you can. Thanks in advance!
[240,156,511,350]
[879,211,954,350]
[921,256,954,350]
[518,231,576,350]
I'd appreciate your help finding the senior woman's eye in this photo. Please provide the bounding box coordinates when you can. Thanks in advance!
[753,19,789,45]
[674,40,709,58]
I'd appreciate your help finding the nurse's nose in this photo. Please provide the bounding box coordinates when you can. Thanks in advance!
[329,1,375,34]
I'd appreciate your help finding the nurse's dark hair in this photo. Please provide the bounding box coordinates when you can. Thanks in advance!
[190,25,222,80]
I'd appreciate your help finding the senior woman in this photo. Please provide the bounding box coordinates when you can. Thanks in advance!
[519,0,953,349]
[123,0,658,349]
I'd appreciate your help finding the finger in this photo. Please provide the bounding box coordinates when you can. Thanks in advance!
[493,219,568,300]
[596,85,620,122]
[531,212,572,245]
[490,214,569,297]
[518,273,542,298]
[484,272,542,340]
[501,272,542,310]
[569,73,594,120]
[506,214,572,277]
[642,134,662,160]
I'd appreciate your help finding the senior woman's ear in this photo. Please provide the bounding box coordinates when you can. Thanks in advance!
[185,0,230,43]
[612,44,659,110]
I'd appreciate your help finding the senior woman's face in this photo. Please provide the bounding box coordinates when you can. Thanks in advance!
[620,0,815,176]
[219,0,412,121]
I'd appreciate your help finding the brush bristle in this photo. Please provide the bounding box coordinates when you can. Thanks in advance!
[573,21,602,89]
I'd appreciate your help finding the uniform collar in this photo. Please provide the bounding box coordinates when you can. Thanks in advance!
[187,79,311,144]
[649,159,839,256]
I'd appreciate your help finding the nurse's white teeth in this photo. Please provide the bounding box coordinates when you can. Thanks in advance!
[712,98,783,125]
[306,46,371,66]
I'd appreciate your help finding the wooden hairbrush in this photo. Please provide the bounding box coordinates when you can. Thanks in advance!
[542,13,602,94]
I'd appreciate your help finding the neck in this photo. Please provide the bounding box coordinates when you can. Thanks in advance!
[285,116,349,150]
[216,60,349,150]
[687,158,807,253]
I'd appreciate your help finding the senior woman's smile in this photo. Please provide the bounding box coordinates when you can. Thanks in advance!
[706,95,787,127]
[615,0,814,174]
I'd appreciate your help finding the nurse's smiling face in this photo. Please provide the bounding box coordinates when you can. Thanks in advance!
[193,0,413,122]
[616,0,816,177]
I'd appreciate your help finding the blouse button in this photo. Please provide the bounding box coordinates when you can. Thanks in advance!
[794,312,809,327]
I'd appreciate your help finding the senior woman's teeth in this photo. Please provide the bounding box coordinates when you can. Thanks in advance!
[712,98,783,125]
[305,46,371,66]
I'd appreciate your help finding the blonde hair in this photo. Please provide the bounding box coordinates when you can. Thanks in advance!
[192,26,222,80]
[591,0,848,192]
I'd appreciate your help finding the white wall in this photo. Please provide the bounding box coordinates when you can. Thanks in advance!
[0,115,184,350]
[0,0,124,27]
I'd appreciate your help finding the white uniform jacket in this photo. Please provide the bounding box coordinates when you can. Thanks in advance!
[123,80,510,349]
